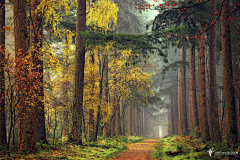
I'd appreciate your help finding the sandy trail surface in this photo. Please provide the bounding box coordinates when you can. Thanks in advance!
[111,138,158,160]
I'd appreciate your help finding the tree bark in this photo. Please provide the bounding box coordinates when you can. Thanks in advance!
[102,50,109,137]
[181,42,188,135]
[128,105,133,135]
[0,0,6,146]
[88,0,96,142]
[88,52,95,142]
[189,41,200,138]
[116,99,121,135]
[120,97,126,135]
[198,24,210,142]
[70,0,86,145]
[178,51,182,135]
[208,0,222,144]
[14,0,36,152]
[110,47,117,136]
[30,0,47,144]
[221,0,238,146]
[62,35,69,139]
[132,106,136,135]
[173,92,178,135]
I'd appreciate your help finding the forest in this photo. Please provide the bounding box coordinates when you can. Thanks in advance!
[0,0,239,159]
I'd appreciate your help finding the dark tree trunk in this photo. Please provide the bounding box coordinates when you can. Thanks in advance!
[14,0,36,152]
[181,42,188,135]
[220,0,238,146]
[102,50,109,137]
[30,0,47,144]
[128,105,133,135]
[178,51,182,135]
[70,0,86,145]
[208,0,222,144]
[0,0,6,146]
[198,24,210,142]
[88,53,95,142]
[189,41,200,138]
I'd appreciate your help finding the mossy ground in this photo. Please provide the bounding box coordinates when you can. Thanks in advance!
[151,135,240,160]
[0,136,145,160]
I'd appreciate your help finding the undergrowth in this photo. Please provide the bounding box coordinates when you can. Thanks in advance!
[151,135,240,160]
[0,135,145,160]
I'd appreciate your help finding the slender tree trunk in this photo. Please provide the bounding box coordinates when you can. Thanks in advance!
[70,0,86,145]
[221,0,238,146]
[110,47,117,136]
[143,108,147,136]
[88,0,96,142]
[102,50,109,137]
[208,0,222,144]
[128,105,133,135]
[110,93,116,136]
[140,107,144,136]
[88,52,95,142]
[0,0,6,146]
[178,51,182,135]
[120,97,126,135]
[132,107,136,135]
[198,24,210,142]
[168,108,172,135]
[94,52,103,140]
[62,70,69,139]
[181,42,188,135]
[116,100,121,135]
[137,107,142,136]
[62,34,70,139]
[173,92,178,135]
[170,96,175,135]
[189,41,200,138]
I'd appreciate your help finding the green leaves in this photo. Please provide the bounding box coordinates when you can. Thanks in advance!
[79,27,174,65]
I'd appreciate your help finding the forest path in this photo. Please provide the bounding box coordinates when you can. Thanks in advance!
[111,138,158,160]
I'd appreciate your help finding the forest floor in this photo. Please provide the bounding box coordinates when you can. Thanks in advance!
[1,135,240,159]
[111,138,158,160]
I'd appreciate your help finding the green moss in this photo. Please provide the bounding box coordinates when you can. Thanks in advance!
[3,136,144,159]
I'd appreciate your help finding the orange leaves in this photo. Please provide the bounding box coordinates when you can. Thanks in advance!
[3,26,11,31]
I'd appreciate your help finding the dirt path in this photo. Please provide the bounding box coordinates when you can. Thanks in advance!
[111,139,158,160]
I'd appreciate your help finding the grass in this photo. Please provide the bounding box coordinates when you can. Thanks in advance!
[151,135,240,160]
[0,135,145,160]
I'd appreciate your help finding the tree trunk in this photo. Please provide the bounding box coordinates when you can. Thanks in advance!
[30,0,47,144]
[110,46,117,136]
[102,50,109,137]
[128,105,133,135]
[170,96,175,135]
[208,0,222,144]
[181,42,188,135]
[62,34,70,139]
[189,41,200,138]
[173,92,178,135]
[178,51,182,135]
[120,97,126,135]
[116,100,121,135]
[62,67,69,139]
[88,0,96,142]
[137,107,142,136]
[88,53,95,142]
[14,0,36,152]
[198,24,210,142]
[143,108,147,136]
[0,0,6,146]
[221,0,238,146]
[70,0,86,145]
